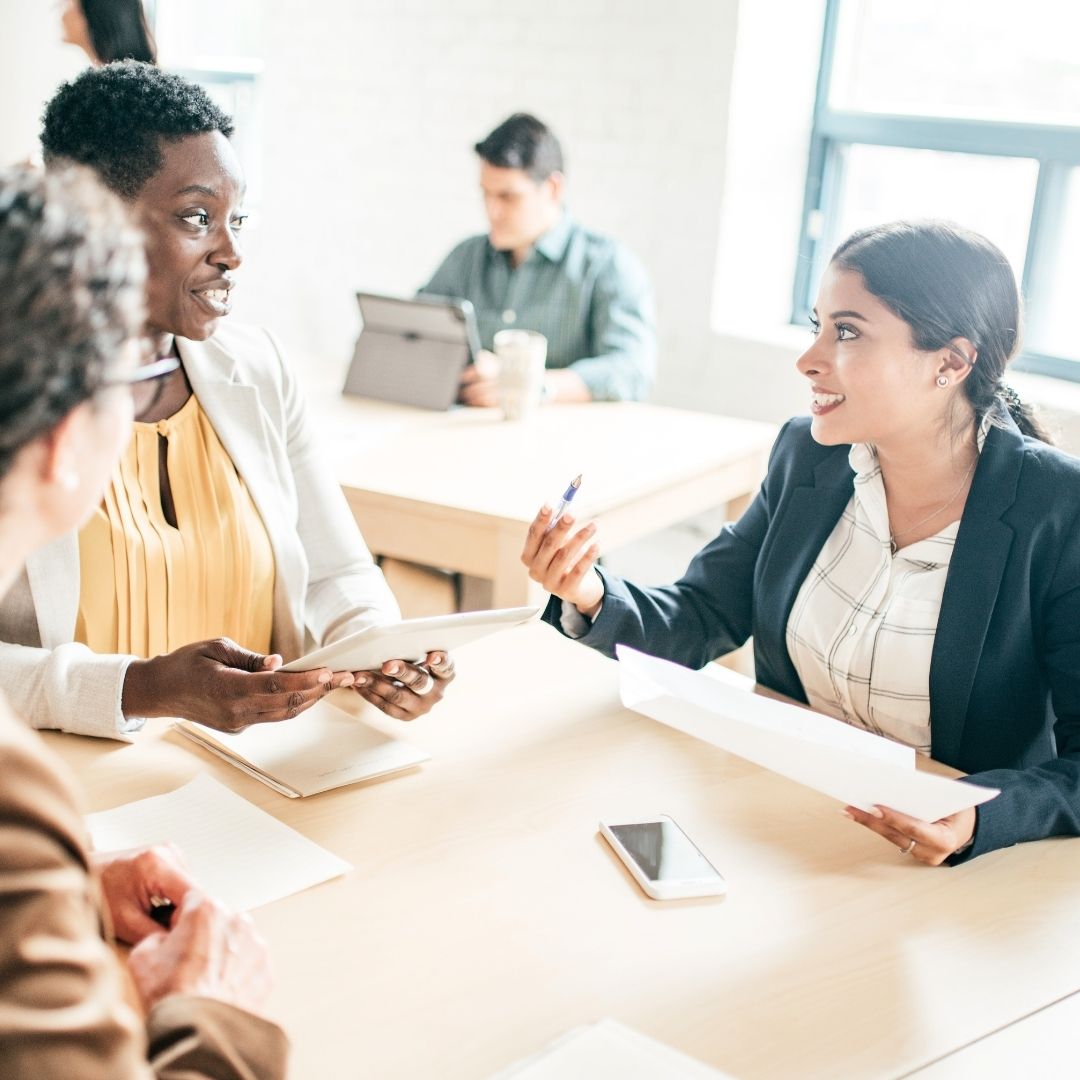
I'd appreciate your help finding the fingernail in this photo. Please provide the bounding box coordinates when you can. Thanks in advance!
[355,674,367,686]
[318,672,332,685]
[839,808,854,819]
[387,662,402,675]
[869,806,885,819]
[339,674,354,687]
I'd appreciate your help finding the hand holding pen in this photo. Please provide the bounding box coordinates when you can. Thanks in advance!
[520,473,605,619]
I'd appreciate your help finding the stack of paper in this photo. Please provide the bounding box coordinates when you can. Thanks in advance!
[490,1020,733,1079]
[86,774,351,911]
[616,645,998,820]
[173,696,430,798]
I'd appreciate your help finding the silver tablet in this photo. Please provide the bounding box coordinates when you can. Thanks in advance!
[279,606,540,673]
[343,291,481,410]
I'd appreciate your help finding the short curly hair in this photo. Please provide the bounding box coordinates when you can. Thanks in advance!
[0,166,146,482]
[41,60,234,198]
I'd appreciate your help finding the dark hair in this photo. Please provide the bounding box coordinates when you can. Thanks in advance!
[0,166,146,483]
[81,0,157,64]
[474,113,564,182]
[832,220,1051,443]
[41,61,234,198]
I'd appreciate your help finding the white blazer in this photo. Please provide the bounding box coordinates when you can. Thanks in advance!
[0,324,400,739]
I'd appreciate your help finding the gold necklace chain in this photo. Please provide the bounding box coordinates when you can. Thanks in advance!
[888,458,977,555]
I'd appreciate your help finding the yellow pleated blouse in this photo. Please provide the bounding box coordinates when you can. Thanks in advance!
[75,393,275,659]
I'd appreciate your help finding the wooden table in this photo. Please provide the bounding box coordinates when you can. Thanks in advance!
[46,624,1080,1079]
[311,390,777,607]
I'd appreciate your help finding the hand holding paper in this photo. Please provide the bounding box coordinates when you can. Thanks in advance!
[616,645,998,822]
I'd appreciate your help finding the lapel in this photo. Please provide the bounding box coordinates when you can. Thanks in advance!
[930,418,1022,765]
[755,446,855,696]
[177,334,306,654]
[24,532,79,648]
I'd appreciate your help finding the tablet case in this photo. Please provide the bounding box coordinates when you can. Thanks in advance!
[343,292,481,410]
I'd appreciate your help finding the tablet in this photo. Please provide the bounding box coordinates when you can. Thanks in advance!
[280,606,540,673]
[343,291,481,410]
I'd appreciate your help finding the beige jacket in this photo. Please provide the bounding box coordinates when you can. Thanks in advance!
[0,324,399,738]
[0,689,288,1078]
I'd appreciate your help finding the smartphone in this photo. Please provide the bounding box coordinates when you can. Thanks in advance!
[599,815,726,900]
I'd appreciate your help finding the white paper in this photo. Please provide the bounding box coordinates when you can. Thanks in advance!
[490,1019,733,1079]
[617,646,998,821]
[86,774,351,911]
[174,696,430,797]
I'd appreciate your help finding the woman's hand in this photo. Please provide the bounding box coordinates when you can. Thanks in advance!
[521,507,604,617]
[843,804,976,866]
[351,651,455,720]
[93,844,197,945]
[127,889,274,1019]
[122,637,353,732]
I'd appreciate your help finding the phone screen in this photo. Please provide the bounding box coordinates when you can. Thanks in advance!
[608,820,721,882]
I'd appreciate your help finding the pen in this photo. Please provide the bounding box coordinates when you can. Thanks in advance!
[546,474,582,531]
[149,894,176,928]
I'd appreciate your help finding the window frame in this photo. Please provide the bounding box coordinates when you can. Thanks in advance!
[793,0,1080,380]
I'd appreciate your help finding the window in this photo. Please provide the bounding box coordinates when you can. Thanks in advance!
[150,0,264,205]
[795,0,1080,378]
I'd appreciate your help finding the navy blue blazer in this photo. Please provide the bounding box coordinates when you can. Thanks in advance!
[543,412,1080,861]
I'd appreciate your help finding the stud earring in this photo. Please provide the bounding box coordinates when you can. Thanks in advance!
[57,469,80,492]
[936,375,949,388]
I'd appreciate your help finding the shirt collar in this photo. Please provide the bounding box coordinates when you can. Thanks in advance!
[532,212,574,262]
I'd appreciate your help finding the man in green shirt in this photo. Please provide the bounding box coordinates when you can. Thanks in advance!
[419,114,656,405]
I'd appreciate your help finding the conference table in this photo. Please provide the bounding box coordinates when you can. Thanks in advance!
[46,622,1080,1078]
[308,387,778,608]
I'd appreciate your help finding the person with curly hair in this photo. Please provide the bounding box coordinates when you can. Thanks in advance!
[0,163,286,1078]
[0,61,455,740]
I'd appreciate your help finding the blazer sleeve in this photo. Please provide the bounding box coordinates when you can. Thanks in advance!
[542,422,785,668]
[0,700,288,1079]
[268,331,401,645]
[955,504,1080,862]
[0,636,135,739]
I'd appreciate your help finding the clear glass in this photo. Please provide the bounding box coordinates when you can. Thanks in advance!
[1028,169,1080,361]
[830,0,1080,126]
[826,144,1037,282]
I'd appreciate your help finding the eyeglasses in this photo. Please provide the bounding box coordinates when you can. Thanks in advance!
[102,356,181,416]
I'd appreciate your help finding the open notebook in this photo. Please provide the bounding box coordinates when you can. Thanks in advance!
[174,695,430,798]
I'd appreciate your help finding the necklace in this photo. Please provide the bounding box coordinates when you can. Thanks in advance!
[888,458,977,555]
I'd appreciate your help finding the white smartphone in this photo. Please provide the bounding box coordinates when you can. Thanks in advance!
[599,816,727,900]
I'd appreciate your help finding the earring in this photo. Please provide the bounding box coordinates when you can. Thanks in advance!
[936,375,949,388]
[57,469,80,492]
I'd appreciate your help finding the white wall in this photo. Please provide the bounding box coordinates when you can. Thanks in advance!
[3,0,1077,451]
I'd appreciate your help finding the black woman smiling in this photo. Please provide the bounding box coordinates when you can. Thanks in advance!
[0,62,455,739]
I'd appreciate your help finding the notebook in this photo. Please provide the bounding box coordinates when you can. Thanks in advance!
[173,695,430,798]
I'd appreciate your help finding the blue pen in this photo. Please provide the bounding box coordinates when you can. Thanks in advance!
[546,474,582,530]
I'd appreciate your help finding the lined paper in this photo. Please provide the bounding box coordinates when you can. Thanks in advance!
[86,774,351,911]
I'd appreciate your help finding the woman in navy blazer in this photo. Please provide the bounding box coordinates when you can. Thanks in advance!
[523,220,1080,866]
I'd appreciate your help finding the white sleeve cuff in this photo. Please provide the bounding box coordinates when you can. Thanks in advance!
[559,600,601,639]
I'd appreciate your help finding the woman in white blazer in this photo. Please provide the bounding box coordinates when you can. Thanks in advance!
[0,62,454,739]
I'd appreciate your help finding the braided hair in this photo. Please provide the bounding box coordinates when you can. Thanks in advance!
[0,166,146,483]
[832,220,1051,444]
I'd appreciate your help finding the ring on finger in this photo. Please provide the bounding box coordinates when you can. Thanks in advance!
[899,838,916,856]
[413,670,436,696]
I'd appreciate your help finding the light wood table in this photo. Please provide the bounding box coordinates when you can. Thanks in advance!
[45,624,1080,1079]
[311,391,777,607]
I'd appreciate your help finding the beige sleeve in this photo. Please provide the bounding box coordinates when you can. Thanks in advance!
[0,699,288,1079]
